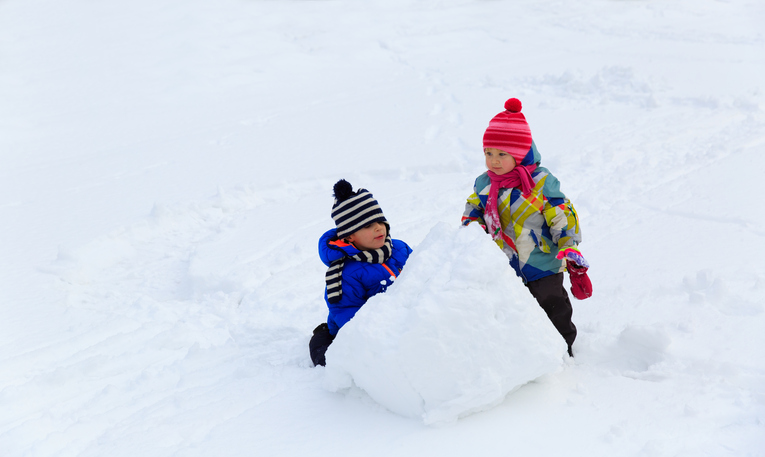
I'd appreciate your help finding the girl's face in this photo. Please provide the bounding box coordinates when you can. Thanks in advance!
[347,221,387,250]
[485,148,517,175]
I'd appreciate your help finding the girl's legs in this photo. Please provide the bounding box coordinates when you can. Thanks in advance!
[526,273,577,356]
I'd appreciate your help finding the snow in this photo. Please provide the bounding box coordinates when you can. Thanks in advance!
[1,0,764,455]
[324,223,566,425]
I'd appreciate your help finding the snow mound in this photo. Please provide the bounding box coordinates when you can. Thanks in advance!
[323,222,567,425]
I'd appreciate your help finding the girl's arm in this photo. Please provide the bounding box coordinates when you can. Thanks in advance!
[461,192,488,231]
[541,174,582,248]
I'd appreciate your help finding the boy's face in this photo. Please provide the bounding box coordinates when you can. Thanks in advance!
[347,221,387,251]
[484,148,516,175]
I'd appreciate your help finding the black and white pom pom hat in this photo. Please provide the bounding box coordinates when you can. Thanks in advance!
[331,179,387,239]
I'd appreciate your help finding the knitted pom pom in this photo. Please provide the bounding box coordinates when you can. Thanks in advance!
[504,98,522,113]
[333,179,355,202]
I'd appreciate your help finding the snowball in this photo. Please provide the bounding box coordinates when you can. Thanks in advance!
[323,222,566,425]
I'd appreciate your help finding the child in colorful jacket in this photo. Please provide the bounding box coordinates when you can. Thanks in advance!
[309,179,412,366]
[461,98,592,357]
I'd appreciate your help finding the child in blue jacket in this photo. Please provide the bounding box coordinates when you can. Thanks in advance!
[309,179,412,366]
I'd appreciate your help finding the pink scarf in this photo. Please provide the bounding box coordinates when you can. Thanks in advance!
[485,164,537,240]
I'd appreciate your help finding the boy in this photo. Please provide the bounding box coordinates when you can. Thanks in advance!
[309,179,412,366]
[462,98,592,357]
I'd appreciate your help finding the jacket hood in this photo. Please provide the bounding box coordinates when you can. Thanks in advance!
[519,140,542,167]
[319,228,360,267]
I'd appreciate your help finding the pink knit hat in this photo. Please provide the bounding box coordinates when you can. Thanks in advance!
[482,98,533,163]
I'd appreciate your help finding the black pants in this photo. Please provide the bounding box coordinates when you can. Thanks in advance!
[309,323,335,366]
[526,273,577,350]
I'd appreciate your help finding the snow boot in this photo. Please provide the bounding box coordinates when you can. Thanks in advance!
[309,323,335,367]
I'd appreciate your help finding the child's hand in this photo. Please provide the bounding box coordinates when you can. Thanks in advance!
[556,247,589,268]
[557,247,592,300]
[566,259,593,300]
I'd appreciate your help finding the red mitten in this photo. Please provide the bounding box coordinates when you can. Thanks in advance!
[566,260,592,300]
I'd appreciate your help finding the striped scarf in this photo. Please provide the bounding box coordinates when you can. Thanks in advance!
[325,234,393,304]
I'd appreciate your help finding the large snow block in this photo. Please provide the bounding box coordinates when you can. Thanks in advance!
[323,222,566,425]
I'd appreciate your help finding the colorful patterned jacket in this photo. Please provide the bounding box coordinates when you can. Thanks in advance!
[461,141,582,283]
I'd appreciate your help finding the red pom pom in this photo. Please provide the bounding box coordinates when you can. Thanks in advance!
[504,98,522,113]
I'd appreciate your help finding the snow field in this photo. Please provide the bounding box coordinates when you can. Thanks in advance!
[1,0,764,455]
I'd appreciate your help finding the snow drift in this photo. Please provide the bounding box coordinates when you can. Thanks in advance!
[323,223,566,424]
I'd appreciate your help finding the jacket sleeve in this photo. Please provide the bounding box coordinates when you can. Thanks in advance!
[541,174,581,248]
[461,191,487,231]
[327,268,370,331]
[390,240,414,271]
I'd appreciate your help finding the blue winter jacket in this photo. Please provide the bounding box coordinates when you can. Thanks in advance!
[319,228,412,335]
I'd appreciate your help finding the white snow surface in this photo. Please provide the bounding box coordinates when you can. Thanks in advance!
[2,0,765,455]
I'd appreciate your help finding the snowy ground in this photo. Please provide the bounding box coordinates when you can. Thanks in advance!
[1,0,764,455]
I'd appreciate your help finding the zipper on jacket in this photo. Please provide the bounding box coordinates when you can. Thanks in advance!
[382,263,397,279]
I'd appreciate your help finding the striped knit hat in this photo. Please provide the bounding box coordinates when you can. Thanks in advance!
[482,98,533,163]
[331,179,387,239]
